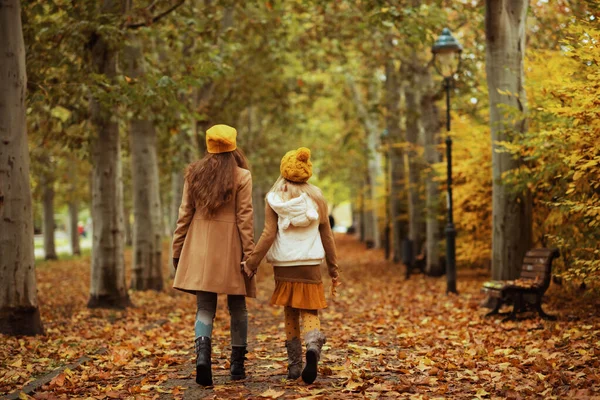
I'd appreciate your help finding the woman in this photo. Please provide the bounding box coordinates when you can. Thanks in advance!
[172,124,255,386]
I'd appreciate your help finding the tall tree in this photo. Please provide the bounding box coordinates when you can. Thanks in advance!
[124,32,164,292]
[87,0,130,308]
[40,155,58,260]
[421,71,443,276]
[384,59,405,262]
[485,0,532,280]
[404,68,426,257]
[0,0,44,335]
[347,76,382,249]
[67,160,81,256]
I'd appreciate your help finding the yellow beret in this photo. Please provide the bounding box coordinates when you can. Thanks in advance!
[280,147,313,183]
[206,124,237,154]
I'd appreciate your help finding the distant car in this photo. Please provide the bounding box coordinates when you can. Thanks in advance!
[333,226,348,233]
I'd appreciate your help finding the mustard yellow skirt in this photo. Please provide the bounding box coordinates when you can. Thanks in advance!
[270,281,327,310]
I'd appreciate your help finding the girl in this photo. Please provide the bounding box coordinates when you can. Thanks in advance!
[172,124,255,386]
[243,147,340,384]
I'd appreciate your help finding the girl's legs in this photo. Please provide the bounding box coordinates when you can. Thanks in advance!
[299,309,326,384]
[195,291,218,386]
[284,306,301,341]
[283,306,303,379]
[227,295,248,380]
[299,309,320,333]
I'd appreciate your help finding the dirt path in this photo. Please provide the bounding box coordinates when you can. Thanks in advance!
[157,235,600,399]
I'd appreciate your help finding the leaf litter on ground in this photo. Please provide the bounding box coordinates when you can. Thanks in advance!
[1,235,599,399]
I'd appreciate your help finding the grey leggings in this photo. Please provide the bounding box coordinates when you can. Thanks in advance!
[195,291,248,347]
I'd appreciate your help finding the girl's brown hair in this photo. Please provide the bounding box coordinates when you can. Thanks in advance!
[185,149,249,216]
[268,175,329,224]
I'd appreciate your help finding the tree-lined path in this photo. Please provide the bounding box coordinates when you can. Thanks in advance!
[2,235,598,399]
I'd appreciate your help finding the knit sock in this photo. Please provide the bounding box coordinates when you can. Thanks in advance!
[284,306,301,341]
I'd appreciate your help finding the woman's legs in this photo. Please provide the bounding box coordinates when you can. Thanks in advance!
[195,291,218,386]
[195,291,217,339]
[227,295,248,346]
[283,306,302,379]
[227,295,248,380]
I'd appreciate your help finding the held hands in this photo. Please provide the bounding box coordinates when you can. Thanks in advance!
[241,261,255,279]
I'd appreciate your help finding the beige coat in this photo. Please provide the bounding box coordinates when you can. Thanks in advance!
[172,167,256,297]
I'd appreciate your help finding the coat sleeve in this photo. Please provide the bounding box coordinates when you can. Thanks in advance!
[245,201,278,272]
[319,218,339,279]
[172,180,195,259]
[236,171,255,262]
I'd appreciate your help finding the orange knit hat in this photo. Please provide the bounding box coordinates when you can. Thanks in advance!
[206,124,237,154]
[280,147,313,183]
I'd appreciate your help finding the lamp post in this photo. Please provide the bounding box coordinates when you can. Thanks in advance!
[431,27,462,294]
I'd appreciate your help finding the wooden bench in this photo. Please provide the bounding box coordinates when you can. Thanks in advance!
[483,248,559,321]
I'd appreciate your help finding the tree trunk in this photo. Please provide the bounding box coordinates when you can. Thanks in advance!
[421,71,443,276]
[405,73,426,256]
[252,183,266,241]
[486,0,532,280]
[123,204,133,246]
[87,0,130,309]
[69,201,81,256]
[124,34,164,291]
[41,171,57,260]
[385,60,405,263]
[0,0,44,335]
[347,75,382,248]
[68,160,81,256]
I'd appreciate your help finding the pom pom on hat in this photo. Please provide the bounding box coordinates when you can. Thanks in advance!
[296,148,310,162]
[280,147,313,183]
[206,124,237,154]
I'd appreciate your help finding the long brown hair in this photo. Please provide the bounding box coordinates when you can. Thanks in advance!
[186,149,249,216]
[268,176,329,223]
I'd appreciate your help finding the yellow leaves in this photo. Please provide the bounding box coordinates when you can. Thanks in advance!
[259,388,285,398]
[10,358,23,368]
[347,343,386,356]
[136,347,152,357]
[50,105,71,122]
[493,348,514,356]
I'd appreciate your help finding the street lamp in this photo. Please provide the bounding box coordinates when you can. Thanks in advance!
[431,27,462,294]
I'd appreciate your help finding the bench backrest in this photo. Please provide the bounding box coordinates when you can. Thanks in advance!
[520,248,560,291]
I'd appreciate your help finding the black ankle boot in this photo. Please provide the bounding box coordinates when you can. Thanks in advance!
[195,337,212,386]
[230,346,247,380]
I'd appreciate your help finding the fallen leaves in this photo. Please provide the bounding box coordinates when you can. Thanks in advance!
[259,388,285,398]
[1,235,599,399]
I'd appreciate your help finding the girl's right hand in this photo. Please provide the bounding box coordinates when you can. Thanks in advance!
[330,277,341,297]
[241,261,255,279]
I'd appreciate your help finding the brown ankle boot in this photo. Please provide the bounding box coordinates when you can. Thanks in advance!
[285,337,302,379]
[302,329,326,384]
